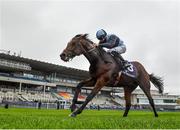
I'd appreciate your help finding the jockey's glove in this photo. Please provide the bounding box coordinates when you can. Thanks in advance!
[98,44,104,47]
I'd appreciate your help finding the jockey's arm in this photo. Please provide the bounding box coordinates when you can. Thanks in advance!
[99,35,118,48]
[99,42,112,48]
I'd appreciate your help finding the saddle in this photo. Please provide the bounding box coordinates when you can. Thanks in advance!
[109,51,128,70]
[109,51,138,78]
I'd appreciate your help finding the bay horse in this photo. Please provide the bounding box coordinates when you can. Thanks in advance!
[60,34,164,117]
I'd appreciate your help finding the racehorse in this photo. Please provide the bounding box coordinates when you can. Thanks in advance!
[60,34,164,117]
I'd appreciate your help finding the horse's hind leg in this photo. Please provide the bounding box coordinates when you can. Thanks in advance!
[123,85,137,117]
[71,78,96,112]
[139,77,158,117]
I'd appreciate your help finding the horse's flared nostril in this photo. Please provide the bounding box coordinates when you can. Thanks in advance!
[60,53,66,59]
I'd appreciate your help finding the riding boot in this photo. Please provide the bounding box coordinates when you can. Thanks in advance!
[111,51,130,70]
[110,51,124,70]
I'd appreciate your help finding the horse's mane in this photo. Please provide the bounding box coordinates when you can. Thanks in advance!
[83,34,107,55]
[81,34,107,54]
[74,34,96,45]
[74,34,108,59]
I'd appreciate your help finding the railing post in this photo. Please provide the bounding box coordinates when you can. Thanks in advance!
[19,82,22,94]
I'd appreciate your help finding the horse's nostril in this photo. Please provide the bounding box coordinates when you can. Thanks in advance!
[60,53,66,58]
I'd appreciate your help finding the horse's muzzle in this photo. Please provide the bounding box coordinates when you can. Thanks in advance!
[60,53,69,62]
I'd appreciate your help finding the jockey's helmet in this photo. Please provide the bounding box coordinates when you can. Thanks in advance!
[96,29,107,40]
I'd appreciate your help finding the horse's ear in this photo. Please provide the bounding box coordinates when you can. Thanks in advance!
[81,34,88,38]
[74,34,88,39]
[75,34,82,38]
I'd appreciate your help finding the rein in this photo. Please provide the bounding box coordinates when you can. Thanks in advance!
[80,42,97,54]
[85,44,112,64]
[87,47,96,53]
[77,39,112,64]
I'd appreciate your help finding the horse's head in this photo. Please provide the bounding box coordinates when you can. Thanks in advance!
[60,34,96,62]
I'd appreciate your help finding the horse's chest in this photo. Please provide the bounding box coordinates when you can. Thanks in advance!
[89,65,96,74]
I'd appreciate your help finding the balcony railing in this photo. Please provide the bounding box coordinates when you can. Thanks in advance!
[0,58,31,71]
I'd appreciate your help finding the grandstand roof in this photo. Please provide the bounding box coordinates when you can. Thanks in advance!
[0,53,89,80]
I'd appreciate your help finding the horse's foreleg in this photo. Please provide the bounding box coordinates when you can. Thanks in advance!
[70,77,106,117]
[123,86,137,117]
[71,78,96,112]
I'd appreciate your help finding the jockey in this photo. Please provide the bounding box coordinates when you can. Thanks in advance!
[96,29,128,69]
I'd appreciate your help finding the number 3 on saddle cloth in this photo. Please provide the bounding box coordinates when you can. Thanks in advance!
[120,62,138,78]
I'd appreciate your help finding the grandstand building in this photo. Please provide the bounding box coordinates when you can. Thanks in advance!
[113,89,180,110]
[0,52,180,110]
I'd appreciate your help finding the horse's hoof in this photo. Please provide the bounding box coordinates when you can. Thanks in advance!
[76,110,82,114]
[70,108,75,112]
[155,114,158,117]
[123,115,127,117]
[69,113,76,117]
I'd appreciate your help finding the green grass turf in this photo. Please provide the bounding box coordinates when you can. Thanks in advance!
[0,107,180,129]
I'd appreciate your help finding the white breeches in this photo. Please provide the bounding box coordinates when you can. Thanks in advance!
[107,45,126,54]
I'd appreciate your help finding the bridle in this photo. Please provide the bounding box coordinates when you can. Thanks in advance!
[64,38,98,60]
[79,41,108,63]
[78,40,97,55]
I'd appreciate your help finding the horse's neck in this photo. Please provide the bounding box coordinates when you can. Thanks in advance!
[80,40,100,64]
[83,48,102,65]
[83,47,113,66]
[81,39,114,66]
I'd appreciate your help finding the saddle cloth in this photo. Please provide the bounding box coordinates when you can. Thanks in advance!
[121,62,138,78]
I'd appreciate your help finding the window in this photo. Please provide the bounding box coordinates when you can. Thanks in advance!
[163,99,176,103]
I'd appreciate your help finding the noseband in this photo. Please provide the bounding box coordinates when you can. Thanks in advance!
[87,46,97,53]
[78,40,97,55]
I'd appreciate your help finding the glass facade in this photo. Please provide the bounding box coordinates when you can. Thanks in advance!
[0,58,31,70]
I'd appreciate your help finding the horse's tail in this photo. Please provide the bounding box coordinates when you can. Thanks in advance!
[149,73,164,94]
